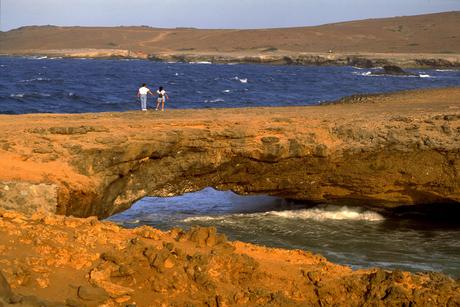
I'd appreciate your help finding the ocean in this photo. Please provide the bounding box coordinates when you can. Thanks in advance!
[1,56,460,277]
[1,56,459,114]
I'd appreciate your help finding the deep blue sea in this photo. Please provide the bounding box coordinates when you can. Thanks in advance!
[2,56,460,277]
[1,56,459,114]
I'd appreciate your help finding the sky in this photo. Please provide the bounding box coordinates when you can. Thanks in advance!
[1,0,459,31]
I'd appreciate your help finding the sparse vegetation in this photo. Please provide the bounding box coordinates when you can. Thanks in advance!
[387,25,404,32]
[262,47,278,52]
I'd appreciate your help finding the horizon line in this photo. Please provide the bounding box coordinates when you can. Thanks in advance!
[1,10,458,33]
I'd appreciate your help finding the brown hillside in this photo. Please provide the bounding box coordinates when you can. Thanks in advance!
[1,11,459,54]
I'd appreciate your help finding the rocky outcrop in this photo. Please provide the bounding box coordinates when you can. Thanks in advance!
[0,48,150,60]
[371,65,418,76]
[0,209,459,305]
[148,52,460,68]
[4,48,460,68]
[0,88,459,218]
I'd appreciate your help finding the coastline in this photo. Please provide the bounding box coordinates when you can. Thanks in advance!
[0,87,459,305]
[2,12,459,69]
[0,87,459,217]
[1,10,460,306]
[1,209,459,305]
[2,49,460,68]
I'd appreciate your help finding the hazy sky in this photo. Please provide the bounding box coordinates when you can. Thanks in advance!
[1,0,459,31]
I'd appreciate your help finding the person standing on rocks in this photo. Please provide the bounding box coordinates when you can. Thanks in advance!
[155,86,169,111]
[137,83,154,111]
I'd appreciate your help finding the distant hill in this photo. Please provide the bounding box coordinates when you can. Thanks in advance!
[1,11,459,55]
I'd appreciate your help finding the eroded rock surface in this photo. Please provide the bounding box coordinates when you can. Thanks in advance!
[0,209,459,306]
[0,88,459,218]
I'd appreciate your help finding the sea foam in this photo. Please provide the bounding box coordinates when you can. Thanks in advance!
[183,206,384,223]
[267,207,384,222]
[190,61,212,64]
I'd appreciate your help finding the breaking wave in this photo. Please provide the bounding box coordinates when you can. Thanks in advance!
[204,98,225,103]
[183,206,384,223]
[268,206,384,221]
[354,71,432,78]
[19,77,52,83]
[189,61,212,64]
[10,92,54,99]
[234,76,248,83]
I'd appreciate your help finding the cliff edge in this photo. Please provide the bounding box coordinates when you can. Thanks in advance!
[0,87,459,218]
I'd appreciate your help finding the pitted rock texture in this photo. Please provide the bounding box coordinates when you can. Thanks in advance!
[0,88,459,218]
[0,209,459,306]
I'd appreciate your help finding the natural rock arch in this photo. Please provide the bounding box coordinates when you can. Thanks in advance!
[0,88,459,218]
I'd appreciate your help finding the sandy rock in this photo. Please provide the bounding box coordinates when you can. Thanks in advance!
[77,285,109,302]
[0,213,459,305]
[0,271,13,302]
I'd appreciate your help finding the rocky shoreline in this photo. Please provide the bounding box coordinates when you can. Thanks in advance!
[1,209,459,306]
[0,87,459,305]
[147,51,460,68]
[1,87,459,218]
[2,49,460,68]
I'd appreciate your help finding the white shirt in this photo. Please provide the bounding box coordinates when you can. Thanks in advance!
[157,90,166,98]
[139,86,149,95]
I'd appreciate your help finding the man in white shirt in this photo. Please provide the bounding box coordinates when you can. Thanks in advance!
[137,83,154,111]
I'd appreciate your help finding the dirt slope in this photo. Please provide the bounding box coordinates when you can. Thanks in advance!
[1,11,459,54]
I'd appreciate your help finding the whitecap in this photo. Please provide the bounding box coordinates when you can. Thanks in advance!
[19,77,51,83]
[223,90,231,93]
[204,98,225,103]
[183,216,222,222]
[28,56,48,60]
[234,76,248,83]
[190,61,212,64]
[183,206,384,224]
[435,69,456,72]
[352,71,372,76]
[267,206,384,222]
[419,74,431,78]
[10,93,25,98]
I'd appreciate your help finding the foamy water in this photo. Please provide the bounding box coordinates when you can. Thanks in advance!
[267,206,384,221]
[108,188,460,277]
[184,206,384,223]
